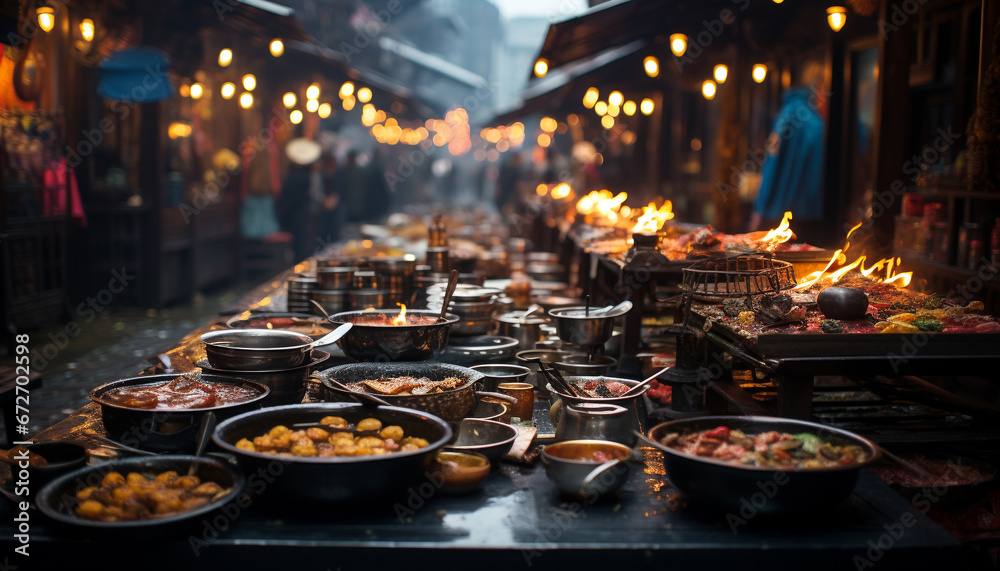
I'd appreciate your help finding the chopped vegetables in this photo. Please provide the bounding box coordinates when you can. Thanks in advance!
[659,426,869,469]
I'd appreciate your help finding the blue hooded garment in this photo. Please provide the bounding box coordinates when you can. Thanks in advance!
[754,88,825,220]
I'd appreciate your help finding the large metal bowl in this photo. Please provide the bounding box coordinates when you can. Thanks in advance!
[445,418,517,466]
[198,350,330,406]
[547,376,650,437]
[548,306,619,347]
[645,416,881,514]
[225,311,336,340]
[201,329,314,370]
[541,440,633,499]
[90,373,270,452]
[36,455,245,536]
[212,402,452,504]
[329,309,459,361]
[316,361,483,421]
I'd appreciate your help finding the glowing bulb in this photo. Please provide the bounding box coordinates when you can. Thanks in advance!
[537,133,551,147]
[594,101,608,116]
[583,87,599,108]
[534,58,548,77]
[221,82,235,99]
[357,87,372,103]
[643,56,659,77]
[827,6,847,31]
[242,74,256,91]
[342,96,355,111]
[269,39,284,57]
[702,80,717,100]
[601,115,614,129]
[640,98,654,115]
[179,84,190,98]
[290,110,303,124]
[37,7,55,33]
[623,101,636,116]
[607,104,620,117]
[190,82,204,99]
[218,48,232,67]
[306,84,320,100]
[282,92,296,108]
[714,64,728,83]
[239,92,253,109]
[670,34,687,57]
[306,99,319,113]
[318,103,332,118]
[339,82,354,98]
[540,117,558,132]
[608,91,624,107]
[80,19,94,42]
[752,64,767,83]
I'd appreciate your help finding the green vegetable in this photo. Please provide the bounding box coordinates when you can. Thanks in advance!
[820,319,845,334]
[794,433,822,454]
[913,318,944,331]
[922,295,944,310]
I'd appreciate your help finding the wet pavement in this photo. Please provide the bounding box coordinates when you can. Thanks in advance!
[4,283,256,438]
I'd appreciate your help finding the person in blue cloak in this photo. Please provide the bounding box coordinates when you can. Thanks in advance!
[749,62,826,245]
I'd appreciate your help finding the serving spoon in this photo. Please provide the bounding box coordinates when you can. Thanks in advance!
[437,269,460,323]
[619,365,671,398]
[591,300,633,318]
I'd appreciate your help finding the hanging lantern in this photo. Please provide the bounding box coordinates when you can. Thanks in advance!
[269,39,284,57]
[218,48,232,67]
[752,64,767,83]
[827,6,847,31]
[669,34,687,57]
[36,4,55,33]
[713,64,728,83]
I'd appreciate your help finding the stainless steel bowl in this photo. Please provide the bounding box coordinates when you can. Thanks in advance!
[548,306,618,348]
[199,350,330,406]
[496,311,549,350]
[349,289,387,310]
[427,297,495,336]
[541,440,633,499]
[329,309,459,361]
[201,329,314,371]
[446,418,518,466]
[470,364,531,392]
[516,349,573,390]
[547,376,650,437]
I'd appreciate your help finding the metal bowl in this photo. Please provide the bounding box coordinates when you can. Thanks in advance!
[201,329,314,371]
[440,335,519,366]
[36,455,245,535]
[541,440,633,499]
[212,402,452,504]
[515,349,573,390]
[645,416,881,514]
[90,373,270,452]
[316,361,483,421]
[427,297,495,336]
[12,442,88,488]
[548,306,618,348]
[428,451,491,495]
[329,309,459,361]
[446,418,517,466]
[553,354,618,376]
[547,376,650,437]
[198,350,329,406]
[470,364,531,392]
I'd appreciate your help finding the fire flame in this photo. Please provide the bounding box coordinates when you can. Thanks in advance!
[576,190,628,223]
[632,201,674,233]
[794,222,913,290]
[760,211,795,248]
[392,303,408,326]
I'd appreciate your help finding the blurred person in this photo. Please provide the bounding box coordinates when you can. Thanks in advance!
[278,138,321,261]
[749,61,826,245]
[496,152,524,213]
[364,148,391,221]
[340,150,367,229]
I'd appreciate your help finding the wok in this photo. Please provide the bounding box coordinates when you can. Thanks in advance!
[329,309,459,361]
[212,403,452,504]
[644,416,881,514]
[315,362,484,422]
[36,455,245,536]
[90,373,269,453]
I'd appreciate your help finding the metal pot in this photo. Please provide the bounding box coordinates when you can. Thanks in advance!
[547,376,649,437]
[212,403,452,504]
[470,364,531,392]
[316,361,483,421]
[329,310,459,361]
[311,289,349,315]
[516,349,573,390]
[496,311,549,350]
[553,354,617,377]
[541,440,633,500]
[200,350,329,406]
[426,284,502,303]
[90,373,270,452]
[525,263,565,282]
[644,416,881,514]
[427,297,496,336]
[440,335,519,366]
[446,418,518,466]
[548,306,618,348]
[201,329,314,371]
[316,266,356,290]
[554,403,634,446]
[354,270,380,289]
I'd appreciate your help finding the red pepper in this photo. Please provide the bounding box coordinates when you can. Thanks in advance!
[704,426,730,440]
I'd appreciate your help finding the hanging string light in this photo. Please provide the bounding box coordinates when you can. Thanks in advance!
[827,6,847,31]
[713,64,728,83]
[218,48,233,67]
[669,34,687,57]
[752,64,768,83]
[643,56,659,77]
[269,39,284,57]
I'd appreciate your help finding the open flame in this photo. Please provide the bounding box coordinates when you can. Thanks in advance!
[632,201,674,233]
[576,190,628,224]
[760,211,795,248]
[392,303,408,326]
[794,222,913,290]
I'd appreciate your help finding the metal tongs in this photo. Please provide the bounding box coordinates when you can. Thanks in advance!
[526,357,584,398]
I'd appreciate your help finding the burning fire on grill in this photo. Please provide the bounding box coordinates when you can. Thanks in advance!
[392,303,408,326]
[759,211,795,250]
[576,190,630,224]
[794,222,913,290]
[632,201,675,233]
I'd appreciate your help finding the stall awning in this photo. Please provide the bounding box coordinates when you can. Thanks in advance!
[378,36,490,90]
